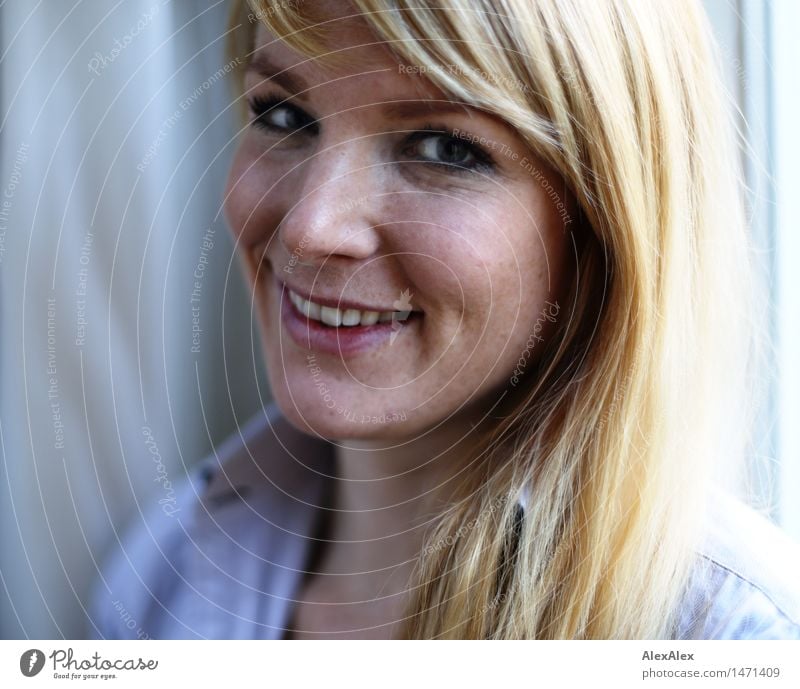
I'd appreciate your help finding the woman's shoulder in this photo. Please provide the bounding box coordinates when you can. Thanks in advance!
[674,490,800,639]
[89,404,332,639]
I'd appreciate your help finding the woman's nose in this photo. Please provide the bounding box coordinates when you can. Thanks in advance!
[278,143,383,266]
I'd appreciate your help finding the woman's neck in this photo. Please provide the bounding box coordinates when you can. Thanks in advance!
[288,402,502,638]
[322,407,488,594]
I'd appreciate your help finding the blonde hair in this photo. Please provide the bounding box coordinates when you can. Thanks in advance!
[229,0,756,638]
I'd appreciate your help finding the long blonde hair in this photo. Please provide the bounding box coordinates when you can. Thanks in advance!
[229,0,755,638]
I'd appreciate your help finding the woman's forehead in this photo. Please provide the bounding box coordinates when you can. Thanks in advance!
[253,11,390,65]
[251,21,450,102]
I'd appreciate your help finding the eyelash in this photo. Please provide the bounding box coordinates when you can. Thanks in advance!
[248,94,318,136]
[246,95,496,175]
[404,123,496,174]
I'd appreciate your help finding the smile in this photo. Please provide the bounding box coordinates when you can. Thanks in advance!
[286,287,413,327]
[277,279,421,357]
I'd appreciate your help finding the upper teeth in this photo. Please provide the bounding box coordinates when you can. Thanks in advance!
[288,289,412,327]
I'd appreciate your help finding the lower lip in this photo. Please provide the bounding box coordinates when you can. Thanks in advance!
[277,280,420,357]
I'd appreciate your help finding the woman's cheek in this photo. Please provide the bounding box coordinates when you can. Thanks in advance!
[225,140,295,243]
[225,149,268,245]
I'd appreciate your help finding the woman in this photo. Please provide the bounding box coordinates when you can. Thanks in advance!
[92,0,800,639]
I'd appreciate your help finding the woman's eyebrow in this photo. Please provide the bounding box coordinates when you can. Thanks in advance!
[380,99,474,119]
[246,54,310,101]
[246,56,475,119]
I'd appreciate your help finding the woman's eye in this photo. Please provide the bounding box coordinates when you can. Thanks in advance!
[416,134,475,166]
[248,95,317,136]
[405,128,494,173]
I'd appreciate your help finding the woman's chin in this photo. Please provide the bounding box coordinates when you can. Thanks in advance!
[267,382,419,442]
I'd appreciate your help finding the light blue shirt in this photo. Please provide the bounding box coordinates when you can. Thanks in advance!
[89,405,800,640]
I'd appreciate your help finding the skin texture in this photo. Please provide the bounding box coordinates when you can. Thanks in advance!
[223,6,574,638]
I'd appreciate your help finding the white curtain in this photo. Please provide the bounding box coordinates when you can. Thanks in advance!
[0,0,266,638]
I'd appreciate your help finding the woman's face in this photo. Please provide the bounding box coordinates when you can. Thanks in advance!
[225,16,572,440]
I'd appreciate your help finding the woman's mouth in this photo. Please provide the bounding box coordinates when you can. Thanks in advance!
[287,287,411,327]
[277,278,422,357]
